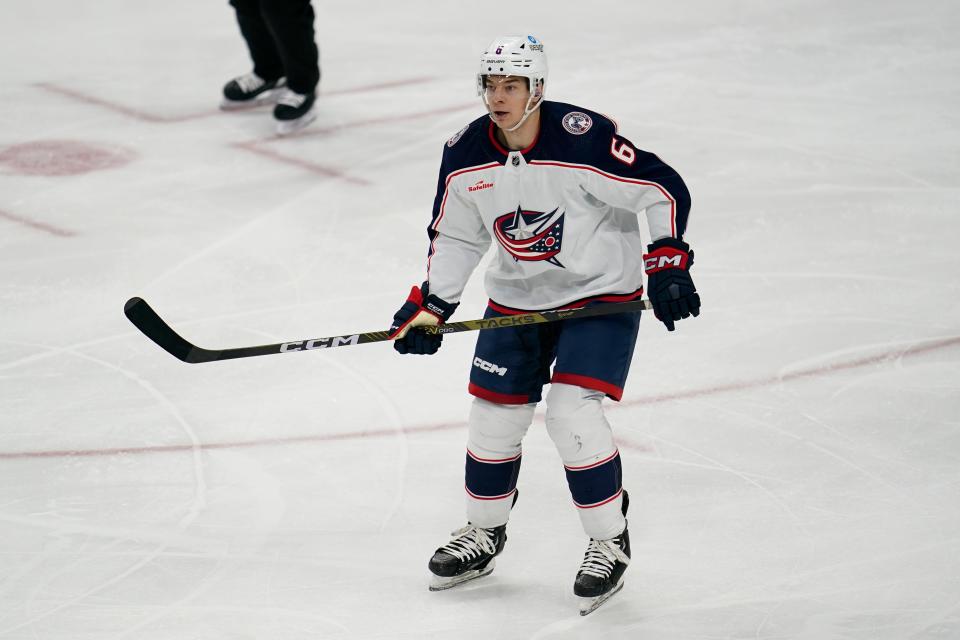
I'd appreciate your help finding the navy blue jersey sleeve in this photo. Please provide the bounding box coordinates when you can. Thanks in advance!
[539,103,692,241]
[599,122,692,239]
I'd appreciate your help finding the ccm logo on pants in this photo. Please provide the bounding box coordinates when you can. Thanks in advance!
[473,357,508,376]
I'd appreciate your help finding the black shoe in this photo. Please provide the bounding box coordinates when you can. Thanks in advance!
[574,490,631,599]
[220,73,285,110]
[273,89,317,134]
[429,523,507,579]
[427,490,518,590]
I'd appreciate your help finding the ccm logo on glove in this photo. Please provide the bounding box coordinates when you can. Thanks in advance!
[642,237,701,332]
[643,246,690,273]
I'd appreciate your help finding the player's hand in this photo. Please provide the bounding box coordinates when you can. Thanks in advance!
[643,238,701,331]
[388,283,458,355]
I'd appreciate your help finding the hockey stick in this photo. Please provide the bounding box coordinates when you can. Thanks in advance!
[123,296,652,364]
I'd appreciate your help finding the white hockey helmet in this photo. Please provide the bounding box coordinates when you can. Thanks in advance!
[477,35,548,131]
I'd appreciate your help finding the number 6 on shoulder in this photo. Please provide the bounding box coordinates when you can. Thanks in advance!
[610,138,636,165]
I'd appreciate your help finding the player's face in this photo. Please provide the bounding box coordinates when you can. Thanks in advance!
[483,76,531,129]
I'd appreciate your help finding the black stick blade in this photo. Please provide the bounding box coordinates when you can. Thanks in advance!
[124,297,211,363]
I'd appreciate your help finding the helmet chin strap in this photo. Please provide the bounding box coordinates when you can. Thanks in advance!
[500,93,543,132]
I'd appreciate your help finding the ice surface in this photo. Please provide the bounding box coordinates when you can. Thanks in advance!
[1,1,959,638]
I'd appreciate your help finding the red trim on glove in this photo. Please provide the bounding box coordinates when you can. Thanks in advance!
[388,285,428,339]
[643,246,690,273]
[405,285,424,305]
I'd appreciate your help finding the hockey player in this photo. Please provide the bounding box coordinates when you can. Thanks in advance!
[388,35,699,615]
[220,0,320,135]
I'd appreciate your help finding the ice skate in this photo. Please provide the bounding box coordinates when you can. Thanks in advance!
[575,491,631,615]
[428,490,517,591]
[428,522,507,591]
[220,73,286,111]
[273,89,317,135]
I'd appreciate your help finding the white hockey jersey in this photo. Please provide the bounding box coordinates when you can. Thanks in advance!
[425,101,691,312]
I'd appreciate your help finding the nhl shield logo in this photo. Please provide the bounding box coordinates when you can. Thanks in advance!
[562,111,593,135]
[493,205,565,267]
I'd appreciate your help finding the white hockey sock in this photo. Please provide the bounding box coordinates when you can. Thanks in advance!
[545,383,627,539]
[464,398,535,527]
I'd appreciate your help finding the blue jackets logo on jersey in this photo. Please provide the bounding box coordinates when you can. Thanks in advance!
[493,205,565,267]
[562,111,593,135]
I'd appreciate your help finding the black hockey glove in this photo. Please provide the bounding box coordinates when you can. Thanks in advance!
[388,282,459,355]
[643,238,701,332]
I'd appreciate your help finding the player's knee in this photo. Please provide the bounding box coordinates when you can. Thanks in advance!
[545,383,602,430]
[545,383,613,463]
[468,397,535,456]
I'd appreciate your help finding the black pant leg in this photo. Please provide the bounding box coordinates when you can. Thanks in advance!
[259,0,320,94]
[229,0,285,82]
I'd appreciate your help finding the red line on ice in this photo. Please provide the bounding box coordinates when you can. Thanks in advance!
[237,102,477,147]
[0,208,76,238]
[35,77,439,124]
[0,421,461,460]
[624,335,960,405]
[321,76,436,97]
[230,141,372,185]
[2,335,957,461]
[35,83,172,123]
[302,103,478,137]
[231,102,475,183]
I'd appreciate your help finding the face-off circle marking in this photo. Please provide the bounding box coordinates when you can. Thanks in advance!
[0,140,135,176]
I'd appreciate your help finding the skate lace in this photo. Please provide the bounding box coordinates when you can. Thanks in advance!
[276,89,306,108]
[439,525,497,562]
[235,73,265,93]
[579,537,630,579]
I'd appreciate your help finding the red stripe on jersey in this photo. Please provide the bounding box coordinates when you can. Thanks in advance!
[528,160,677,237]
[487,121,540,157]
[486,287,644,316]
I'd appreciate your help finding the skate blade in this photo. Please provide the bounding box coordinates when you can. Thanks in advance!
[275,108,318,136]
[578,580,624,616]
[219,89,285,112]
[428,560,495,591]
